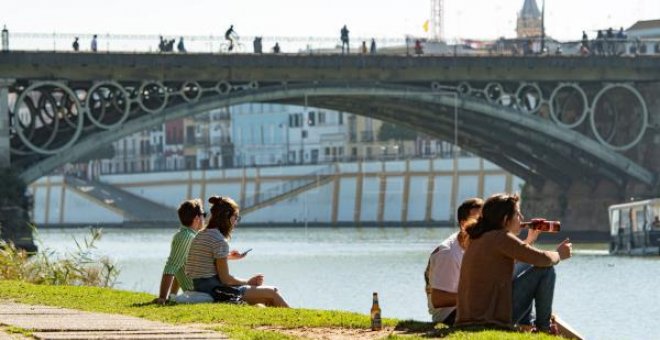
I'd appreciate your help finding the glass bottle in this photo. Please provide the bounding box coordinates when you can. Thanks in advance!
[370,292,382,331]
[521,218,561,232]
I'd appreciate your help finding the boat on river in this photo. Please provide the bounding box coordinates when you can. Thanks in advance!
[608,198,660,255]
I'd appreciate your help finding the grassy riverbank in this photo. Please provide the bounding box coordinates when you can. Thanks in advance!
[0,280,560,339]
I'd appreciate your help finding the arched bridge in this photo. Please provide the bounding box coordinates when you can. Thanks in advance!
[1,52,659,230]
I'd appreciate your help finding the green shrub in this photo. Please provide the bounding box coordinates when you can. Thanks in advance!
[0,228,119,287]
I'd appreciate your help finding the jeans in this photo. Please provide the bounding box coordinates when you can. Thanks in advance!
[512,263,556,331]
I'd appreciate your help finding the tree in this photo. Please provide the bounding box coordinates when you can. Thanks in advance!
[378,122,417,141]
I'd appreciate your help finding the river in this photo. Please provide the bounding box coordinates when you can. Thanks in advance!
[37,227,659,340]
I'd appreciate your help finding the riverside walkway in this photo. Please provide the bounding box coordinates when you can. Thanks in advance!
[0,302,226,339]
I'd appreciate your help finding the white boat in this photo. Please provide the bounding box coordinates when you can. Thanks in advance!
[608,198,660,255]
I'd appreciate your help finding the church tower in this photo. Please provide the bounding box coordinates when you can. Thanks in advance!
[516,0,542,38]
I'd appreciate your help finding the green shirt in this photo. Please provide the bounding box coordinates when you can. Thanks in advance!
[163,226,197,292]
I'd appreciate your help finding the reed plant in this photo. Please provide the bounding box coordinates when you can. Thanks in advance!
[0,227,119,287]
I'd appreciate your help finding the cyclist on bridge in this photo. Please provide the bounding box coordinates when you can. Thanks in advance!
[225,25,237,52]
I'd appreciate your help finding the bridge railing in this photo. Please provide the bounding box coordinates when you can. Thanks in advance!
[4,31,660,57]
[5,32,405,54]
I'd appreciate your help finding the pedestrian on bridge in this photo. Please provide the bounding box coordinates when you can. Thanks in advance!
[177,37,186,53]
[340,25,349,54]
[272,42,280,54]
[91,34,98,52]
[72,37,79,52]
[370,38,376,54]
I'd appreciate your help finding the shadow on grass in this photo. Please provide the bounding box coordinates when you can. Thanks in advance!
[394,320,455,338]
[395,321,518,338]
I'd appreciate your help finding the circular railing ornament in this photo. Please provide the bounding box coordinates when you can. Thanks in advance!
[180,81,202,103]
[484,82,504,103]
[457,82,471,96]
[515,82,543,114]
[85,81,131,129]
[11,81,84,155]
[590,83,648,151]
[549,83,589,128]
[215,81,232,95]
[138,81,168,113]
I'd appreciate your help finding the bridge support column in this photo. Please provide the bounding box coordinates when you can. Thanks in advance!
[0,79,36,252]
[522,180,622,235]
[0,78,11,168]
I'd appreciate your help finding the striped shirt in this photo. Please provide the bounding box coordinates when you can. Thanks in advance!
[162,226,197,292]
[185,228,230,279]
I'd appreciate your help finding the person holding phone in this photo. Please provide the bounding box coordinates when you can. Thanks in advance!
[185,195,289,307]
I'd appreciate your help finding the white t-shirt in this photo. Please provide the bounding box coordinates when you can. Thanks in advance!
[425,231,464,323]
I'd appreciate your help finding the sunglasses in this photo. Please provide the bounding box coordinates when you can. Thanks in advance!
[199,212,207,218]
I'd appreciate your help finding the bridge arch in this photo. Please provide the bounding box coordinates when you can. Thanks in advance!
[17,83,654,189]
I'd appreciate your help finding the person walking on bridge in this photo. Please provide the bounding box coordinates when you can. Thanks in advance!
[72,37,79,52]
[340,25,350,54]
[91,34,98,52]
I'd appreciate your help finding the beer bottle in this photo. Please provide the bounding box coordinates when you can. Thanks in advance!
[370,292,382,331]
[521,218,561,232]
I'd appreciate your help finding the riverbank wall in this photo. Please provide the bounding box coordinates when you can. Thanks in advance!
[31,157,527,228]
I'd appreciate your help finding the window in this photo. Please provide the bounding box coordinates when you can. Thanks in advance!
[308,112,315,126]
[318,112,326,125]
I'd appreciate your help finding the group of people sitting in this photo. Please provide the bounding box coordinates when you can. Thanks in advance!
[425,193,573,334]
[154,195,289,307]
[155,192,571,334]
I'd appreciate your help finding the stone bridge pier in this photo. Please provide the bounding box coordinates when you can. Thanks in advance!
[523,82,660,233]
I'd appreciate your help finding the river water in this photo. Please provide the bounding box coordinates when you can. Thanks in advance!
[37,227,659,340]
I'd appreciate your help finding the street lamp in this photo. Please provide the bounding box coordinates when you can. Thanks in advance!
[1,25,8,52]
[540,0,546,54]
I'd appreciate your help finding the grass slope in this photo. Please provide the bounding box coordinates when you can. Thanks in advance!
[0,280,560,340]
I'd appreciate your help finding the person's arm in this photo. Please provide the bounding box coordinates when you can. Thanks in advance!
[155,233,188,302]
[155,275,174,304]
[431,289,457,308]
[214,258,262,286]
[499,231,560,267]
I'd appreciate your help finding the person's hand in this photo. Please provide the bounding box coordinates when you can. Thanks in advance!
[152,297,167,305]
[228,250,245,260]
[247,274,264,286]
[556,238,572,261]
[525,229,542,245]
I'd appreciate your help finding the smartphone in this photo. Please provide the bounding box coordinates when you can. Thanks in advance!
[241,248,253,256]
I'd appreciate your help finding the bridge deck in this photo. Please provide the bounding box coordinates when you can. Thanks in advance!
[2,52,660,82]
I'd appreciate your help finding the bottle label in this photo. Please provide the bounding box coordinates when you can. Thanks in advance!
[371,312,382,330]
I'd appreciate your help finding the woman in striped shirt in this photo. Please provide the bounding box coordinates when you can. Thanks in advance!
[186,195,289,307]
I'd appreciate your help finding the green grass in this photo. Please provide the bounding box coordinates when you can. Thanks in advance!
[4,325,34,337]
[0,280,561,339]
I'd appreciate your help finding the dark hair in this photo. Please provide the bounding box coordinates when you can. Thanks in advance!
[465,193,519,239]
[457,198,484,223]
[177,199,203,227]
[207,195,240,238]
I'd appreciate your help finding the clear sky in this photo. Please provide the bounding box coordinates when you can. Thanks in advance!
[2,0,658,41]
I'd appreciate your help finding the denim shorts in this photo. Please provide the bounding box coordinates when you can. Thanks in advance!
[193,276,249,295]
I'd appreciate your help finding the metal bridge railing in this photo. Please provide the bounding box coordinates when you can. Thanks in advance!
[6,32,405,54]
[3,31,660,57]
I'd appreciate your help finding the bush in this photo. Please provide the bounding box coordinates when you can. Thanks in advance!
[0,228,119,287]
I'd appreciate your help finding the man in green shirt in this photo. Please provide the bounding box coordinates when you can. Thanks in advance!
[154,198,206,304]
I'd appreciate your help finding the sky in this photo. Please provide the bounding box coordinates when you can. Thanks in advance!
[2,0,659,41]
